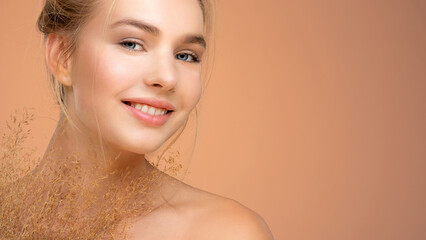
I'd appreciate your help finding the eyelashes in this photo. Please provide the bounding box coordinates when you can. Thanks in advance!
[120,41,143,51]
[176,52,199,63]
[119,40,200,63]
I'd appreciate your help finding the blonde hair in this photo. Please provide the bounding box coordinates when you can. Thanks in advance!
[37,0,215,171]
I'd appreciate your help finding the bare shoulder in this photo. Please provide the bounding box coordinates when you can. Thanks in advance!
[182,185,274,240]
[125,174,273,239]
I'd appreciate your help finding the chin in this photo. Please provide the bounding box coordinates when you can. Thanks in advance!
[125,145,160,155]
[108,137,164,155]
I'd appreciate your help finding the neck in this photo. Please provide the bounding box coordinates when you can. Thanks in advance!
[38,115,153,186]
[27,116,162,236]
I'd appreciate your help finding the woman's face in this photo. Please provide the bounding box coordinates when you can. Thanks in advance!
[65,0,205,154]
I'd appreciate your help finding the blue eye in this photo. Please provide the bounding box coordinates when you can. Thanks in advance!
[120,40,143,51]
[176,53,200,63]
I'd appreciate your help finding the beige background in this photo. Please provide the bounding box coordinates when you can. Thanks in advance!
[1,1,426,239]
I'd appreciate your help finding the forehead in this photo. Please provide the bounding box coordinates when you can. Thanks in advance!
[103,0,204,35]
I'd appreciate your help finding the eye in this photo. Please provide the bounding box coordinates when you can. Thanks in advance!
[120,40,144,52]
[176,52,200,63]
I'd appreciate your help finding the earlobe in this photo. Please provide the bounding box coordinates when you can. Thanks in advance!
[45,33,73,86]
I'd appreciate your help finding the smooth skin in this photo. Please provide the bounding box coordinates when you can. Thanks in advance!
[43,0,273,239]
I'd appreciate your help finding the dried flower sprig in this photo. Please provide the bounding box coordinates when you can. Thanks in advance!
[0,108,38,185]
[0,109,184,239]
[152,146,183,178]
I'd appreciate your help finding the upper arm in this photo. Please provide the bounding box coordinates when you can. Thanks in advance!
[188,199,274,240]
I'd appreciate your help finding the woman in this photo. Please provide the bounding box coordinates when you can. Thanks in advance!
[1,0,273,239]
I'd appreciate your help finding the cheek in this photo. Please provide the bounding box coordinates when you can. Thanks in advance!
[70,45,138,130]
[72,48,136,102]
[92,55,136,97]
[180,68,202,110]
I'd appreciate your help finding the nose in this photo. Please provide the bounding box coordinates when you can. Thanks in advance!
[143,52,178,93]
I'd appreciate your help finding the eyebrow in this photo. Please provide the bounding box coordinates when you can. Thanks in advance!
[183,34,207,49]
[111,18,206,49]
[111,18,160,36]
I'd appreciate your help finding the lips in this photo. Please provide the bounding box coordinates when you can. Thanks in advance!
[121,97,175,127]
[121,97,175,112]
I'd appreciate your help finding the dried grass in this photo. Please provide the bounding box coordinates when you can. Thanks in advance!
[0,108,183,239]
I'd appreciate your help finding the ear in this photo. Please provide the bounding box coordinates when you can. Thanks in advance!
[45,33,73,86]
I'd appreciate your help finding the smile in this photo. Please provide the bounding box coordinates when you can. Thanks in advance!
[124,101,171,116]
[122,101,174,127]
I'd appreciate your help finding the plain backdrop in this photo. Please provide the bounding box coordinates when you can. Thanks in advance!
[1,1,426,239]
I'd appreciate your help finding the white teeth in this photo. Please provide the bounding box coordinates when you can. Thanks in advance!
[154,109,163,116]
[141,105,149,113]
[148,107,156,115]
[129,102,168,116]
